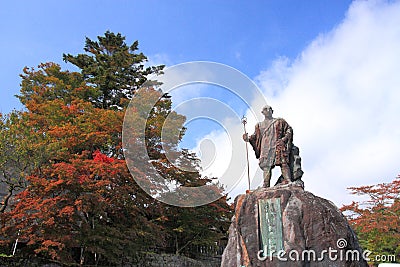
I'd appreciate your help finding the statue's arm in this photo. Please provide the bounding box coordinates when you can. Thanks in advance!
[248,124,261,159]
[248,124,259,142]
[275,119,293,147]
[282,124,293,144]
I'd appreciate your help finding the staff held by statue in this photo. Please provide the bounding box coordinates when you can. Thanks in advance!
[241,115,251,191]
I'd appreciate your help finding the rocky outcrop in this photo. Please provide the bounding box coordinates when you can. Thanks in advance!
[221,183,368,267]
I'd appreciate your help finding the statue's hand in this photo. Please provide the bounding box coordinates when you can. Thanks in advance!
[243,133,249,142]
[276,139,284,147]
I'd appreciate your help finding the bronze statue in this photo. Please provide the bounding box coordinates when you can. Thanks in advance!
[243,105,303,188]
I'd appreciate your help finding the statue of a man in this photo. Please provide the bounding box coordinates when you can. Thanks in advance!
[243,105,293,187]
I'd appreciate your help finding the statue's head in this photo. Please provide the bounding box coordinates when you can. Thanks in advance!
[262,105,273,115]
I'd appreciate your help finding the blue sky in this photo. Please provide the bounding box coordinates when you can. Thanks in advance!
[0,0,351,113]
[2,0,400,206]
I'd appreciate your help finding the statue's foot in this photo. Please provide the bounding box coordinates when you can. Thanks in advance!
[263,181,270,188]
[293,179,305,189]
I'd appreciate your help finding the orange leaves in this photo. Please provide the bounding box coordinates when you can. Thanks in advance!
[74,199,82,210]
[42,239,63,248]
[44,179,64,193]
[342,176,400,258]
[35,240,65,259]
[18,63,85,109]
[61,102,81,115]
[18,64,124,154]
[347,177,400,208]
[78,174,88,184]
[59,206,74,216]
[44,217,55,226]
[52,162,77,178]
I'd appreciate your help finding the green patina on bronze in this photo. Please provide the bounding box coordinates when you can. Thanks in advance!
[258,198,284,256]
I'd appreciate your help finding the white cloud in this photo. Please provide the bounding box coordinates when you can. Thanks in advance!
[190,113,262,195]
[187,0,400,207]
[253,0,400,206]
[255,56,291,98]
[146,53,173,68]
[192,130,232,178]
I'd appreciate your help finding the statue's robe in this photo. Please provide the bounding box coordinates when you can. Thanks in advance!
[248,118,293,168]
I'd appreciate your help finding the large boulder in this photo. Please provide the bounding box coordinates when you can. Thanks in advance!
[221,183,368,267]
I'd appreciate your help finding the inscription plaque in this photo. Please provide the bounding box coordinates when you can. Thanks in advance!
[258,198,284,257]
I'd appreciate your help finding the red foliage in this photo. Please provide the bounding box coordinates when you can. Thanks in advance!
[93,150,114,163]
[341,176,400,259]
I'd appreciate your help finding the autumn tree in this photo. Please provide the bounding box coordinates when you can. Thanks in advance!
[145,100,231,255]
[64,33,232,256]
[124,86,232,256]
[341,176,400,265]
[0,112,38,213]
[1,31,232,264]
[1,62,164,264]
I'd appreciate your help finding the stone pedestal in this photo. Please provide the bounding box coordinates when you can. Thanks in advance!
[221,183,368,267]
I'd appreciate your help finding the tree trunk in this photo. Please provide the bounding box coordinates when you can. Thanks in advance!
[175,234,179,255]
[0,188,13,213]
